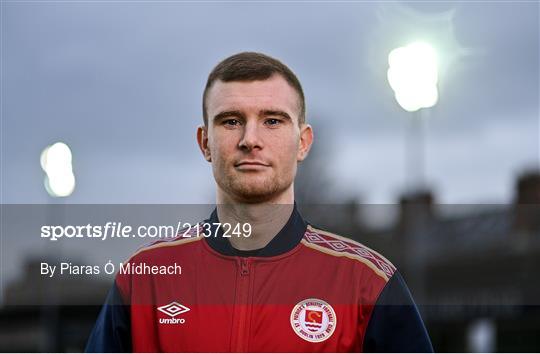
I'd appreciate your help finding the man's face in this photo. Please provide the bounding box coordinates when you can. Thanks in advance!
[199,74,312,203]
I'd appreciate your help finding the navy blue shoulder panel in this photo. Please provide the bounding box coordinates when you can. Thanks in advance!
[85,283,131,353]
[363,271,433,353]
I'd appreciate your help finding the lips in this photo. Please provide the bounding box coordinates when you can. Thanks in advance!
[235,161,270,167]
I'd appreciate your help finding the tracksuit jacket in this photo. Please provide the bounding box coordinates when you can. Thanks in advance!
[86,205,433,352]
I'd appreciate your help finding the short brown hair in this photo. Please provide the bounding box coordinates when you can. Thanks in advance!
[202,52,306,126]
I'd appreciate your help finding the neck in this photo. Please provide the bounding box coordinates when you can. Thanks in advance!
[216,186,295,251]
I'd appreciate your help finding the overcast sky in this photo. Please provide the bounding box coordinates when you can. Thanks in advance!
[2,1,539,205]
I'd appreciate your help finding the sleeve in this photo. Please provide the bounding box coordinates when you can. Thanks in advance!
[362,271,434,353]
[85,281,132,353]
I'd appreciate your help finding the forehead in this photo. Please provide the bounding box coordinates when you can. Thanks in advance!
[206,75,300,118]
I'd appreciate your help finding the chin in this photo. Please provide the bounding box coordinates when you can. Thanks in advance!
[227,179,285,203]
[233,185,278,202]
[216,170,293,203]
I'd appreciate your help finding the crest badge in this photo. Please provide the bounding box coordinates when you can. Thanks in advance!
[290,298,337,343]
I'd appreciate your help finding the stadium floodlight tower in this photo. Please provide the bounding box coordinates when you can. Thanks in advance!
[39,141,75,351]
[40,142,76,198]
[387,41,439,191]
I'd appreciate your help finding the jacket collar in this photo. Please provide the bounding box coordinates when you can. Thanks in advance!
[204,203,307,257]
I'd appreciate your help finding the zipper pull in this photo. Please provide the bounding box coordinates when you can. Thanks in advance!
[240,259,250,276]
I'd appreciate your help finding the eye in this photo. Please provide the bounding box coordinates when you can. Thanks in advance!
[223,119,241,126]
[265,118,281,126]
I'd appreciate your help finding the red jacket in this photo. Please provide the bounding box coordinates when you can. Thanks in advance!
[86,205,433,352]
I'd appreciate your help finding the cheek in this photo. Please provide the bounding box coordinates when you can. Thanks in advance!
[275,137,300,165]
[211,135,234,159]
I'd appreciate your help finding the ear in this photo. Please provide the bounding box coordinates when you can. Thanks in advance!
[197,125,212,162]
[297,124,313,162]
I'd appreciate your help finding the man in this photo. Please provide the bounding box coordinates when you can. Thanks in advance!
[86,52,433,352]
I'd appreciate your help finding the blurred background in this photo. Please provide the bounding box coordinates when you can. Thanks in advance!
[1,0,539,352]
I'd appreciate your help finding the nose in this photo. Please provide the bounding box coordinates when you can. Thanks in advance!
[238,120,263,151]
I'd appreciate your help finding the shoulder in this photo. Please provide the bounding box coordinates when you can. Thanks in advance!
[124,224,205,263]
[301,224,396,282]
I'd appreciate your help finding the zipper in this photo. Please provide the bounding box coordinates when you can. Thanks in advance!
[231,258,252,352]
[241,258,250,276]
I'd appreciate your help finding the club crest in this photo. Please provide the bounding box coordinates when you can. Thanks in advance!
[290,298,337,343]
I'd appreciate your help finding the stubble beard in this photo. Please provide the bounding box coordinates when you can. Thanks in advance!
[216,166,293,204]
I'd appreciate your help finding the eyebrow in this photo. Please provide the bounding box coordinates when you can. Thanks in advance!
[213,110,245,122]
[260,110,292,121]
[212,109,292,122]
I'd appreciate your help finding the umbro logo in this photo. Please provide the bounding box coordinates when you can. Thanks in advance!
[158,301,190,324]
